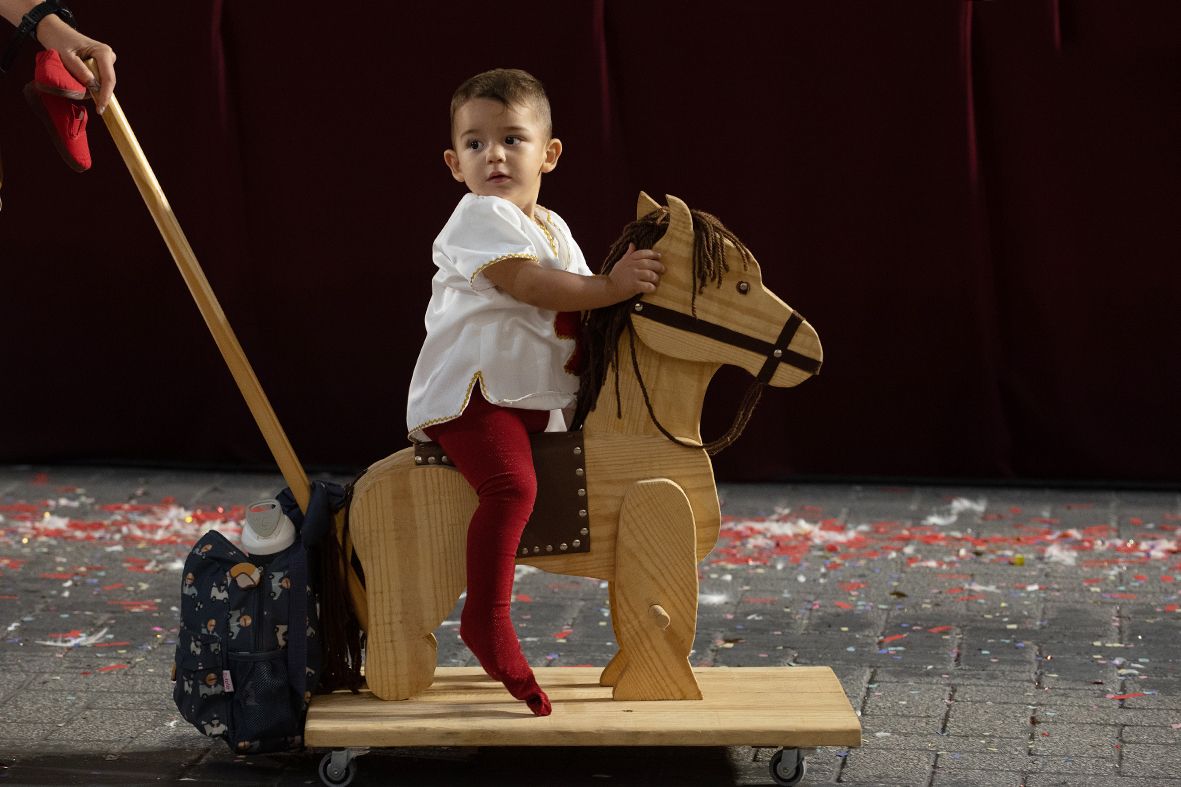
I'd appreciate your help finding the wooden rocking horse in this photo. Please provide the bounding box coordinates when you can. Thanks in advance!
[90,70,855,782]
[346,192,823,702]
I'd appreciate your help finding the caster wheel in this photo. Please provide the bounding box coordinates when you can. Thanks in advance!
[769,747,806,786]
[319,752,357,787]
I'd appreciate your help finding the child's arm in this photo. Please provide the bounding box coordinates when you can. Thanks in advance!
[483,243,663,311]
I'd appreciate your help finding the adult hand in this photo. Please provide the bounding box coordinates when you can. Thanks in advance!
[35,14,115,113]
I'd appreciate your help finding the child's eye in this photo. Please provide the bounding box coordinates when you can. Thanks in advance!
[505,136,521,145]
[466,139,482,151]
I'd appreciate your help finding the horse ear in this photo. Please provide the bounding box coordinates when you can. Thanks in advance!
[664,194,694,242]
[636,191,662,219]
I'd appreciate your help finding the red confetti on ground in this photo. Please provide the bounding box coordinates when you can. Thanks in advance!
[1165,604,1179,613]
[834,601,853,609]
[839,582,866,592]
[97,664,129,673]
[745,597,776,604]
[927,626,954,633]
[32,473,49,485]
[1105,692,1146,700]
[95,642,131,648]
[108,600,158,612]
[515,593,532,603]
[1161,576,1175,583]
[553,628,574,640]
[880,633,907,643]
[39,572,74,580]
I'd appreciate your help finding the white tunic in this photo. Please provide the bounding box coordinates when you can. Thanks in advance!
[406,194,594,441]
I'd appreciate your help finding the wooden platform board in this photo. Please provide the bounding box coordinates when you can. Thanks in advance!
[305,667,861,749]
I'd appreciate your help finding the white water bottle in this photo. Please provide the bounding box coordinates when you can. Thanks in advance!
[240,498,296,555]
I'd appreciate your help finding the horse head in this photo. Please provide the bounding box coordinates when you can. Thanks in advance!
[632,192,823,389]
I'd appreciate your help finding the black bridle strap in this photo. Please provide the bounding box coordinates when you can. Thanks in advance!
[756,311,804,384]
[631,301,820,378]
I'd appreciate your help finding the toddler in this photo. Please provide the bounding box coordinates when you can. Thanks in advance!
[406,68,663,715]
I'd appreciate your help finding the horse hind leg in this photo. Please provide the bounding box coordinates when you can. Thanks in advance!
[606,478,702,700]
[349,465,470,700]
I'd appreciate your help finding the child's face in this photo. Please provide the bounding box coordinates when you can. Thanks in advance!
[444,98,561,217]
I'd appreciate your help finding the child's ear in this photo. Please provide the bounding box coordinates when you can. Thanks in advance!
[443,149,465,182]
[541,138,562,173]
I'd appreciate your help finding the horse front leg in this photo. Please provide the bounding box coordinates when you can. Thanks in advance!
[599,580,625,686]
[604,478,702,700]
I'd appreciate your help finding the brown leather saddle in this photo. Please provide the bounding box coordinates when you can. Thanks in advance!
[413,430,591,557]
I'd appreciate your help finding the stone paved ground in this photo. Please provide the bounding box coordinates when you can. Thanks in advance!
[0,465,1178,786]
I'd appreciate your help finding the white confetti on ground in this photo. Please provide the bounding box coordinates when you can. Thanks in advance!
[923,498,987,526]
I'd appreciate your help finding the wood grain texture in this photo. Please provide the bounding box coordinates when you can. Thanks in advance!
[306,667,862,748]
[608,480,702,700]
[348,448,449,699]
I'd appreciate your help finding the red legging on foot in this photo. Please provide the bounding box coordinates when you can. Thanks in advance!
[424,390,553,716]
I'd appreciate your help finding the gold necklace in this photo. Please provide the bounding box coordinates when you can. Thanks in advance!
[532,211,559,258]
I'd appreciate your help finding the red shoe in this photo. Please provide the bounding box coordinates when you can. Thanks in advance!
[24,81,90,172]
[32,49,88,99]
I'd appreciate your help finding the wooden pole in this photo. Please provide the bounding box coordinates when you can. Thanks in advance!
[85,61,311,513]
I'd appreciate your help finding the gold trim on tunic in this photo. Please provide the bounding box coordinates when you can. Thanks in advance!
[469,253,539,286]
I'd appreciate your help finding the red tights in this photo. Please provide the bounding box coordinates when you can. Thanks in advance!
[424,391,552,716]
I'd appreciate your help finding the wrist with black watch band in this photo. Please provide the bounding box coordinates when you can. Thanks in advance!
[1,0,78,74]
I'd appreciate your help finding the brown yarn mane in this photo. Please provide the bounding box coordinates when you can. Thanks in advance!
[571,205,756,445]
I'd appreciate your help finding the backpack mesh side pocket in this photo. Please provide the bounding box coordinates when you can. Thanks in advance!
[226,649,304,753]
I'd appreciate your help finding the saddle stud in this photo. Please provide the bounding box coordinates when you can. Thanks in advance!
[575,468,584,476]
[773,349,783,358]
[578,488,586,497]
[634,303,644,312]
[572,539,581,548]
[559,543,568,551]
[414,456,424,464]
[545,545,553,552]
[573,446,582,456]
[580,527,589,536]
[737,281,750,294]
[427,456,438,464]
[578,510,587,518]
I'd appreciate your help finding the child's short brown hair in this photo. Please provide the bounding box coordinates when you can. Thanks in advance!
[450,68,553,139]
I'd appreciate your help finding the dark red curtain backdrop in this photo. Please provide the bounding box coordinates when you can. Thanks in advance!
[1,1,1177,483]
